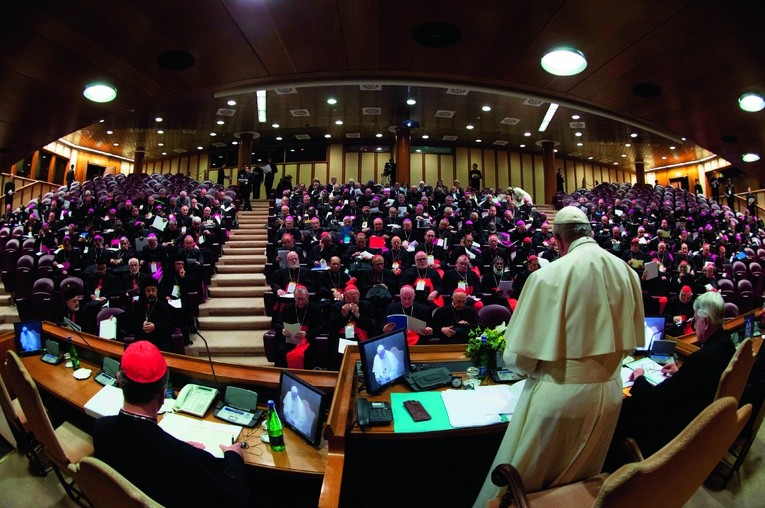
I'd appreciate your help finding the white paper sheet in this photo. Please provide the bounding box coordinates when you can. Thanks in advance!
[158,413,241,458]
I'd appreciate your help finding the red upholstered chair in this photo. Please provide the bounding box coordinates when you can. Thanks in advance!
[731,260,748,281]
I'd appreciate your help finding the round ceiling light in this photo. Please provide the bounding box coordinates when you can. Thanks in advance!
[540,47,587,76]
[739,93,765,112]
[743,153,761,162]
[83,83,117,103]
[327,98,337,105]
[406,98,417,106]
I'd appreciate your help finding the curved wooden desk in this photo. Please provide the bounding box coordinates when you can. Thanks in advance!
[0,322,338,476]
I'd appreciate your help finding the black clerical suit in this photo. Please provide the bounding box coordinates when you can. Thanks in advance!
[384,300,432,345]
[127,297,175,352]
[614,328,735,457]
[431,304,478,344]
[93,411,249,508]
[273,300,324,368]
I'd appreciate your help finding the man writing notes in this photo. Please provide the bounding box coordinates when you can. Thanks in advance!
[474,205,644,506]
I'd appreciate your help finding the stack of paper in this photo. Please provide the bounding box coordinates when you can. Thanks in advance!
[441,382,526,428]
[158,413,241,458]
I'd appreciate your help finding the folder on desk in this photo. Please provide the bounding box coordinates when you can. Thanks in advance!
[158,413,241,458]
[84,384,124,418]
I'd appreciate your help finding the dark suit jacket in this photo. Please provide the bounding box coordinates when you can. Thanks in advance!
[619,328,735,455]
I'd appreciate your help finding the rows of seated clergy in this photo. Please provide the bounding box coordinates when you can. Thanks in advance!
[7,172,239,345]
[4,172,236,289]
[260,177,554,368]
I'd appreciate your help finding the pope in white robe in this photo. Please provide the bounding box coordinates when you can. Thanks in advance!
[372,345,401,386]
[283,386,310,436]
[474,206,644,506]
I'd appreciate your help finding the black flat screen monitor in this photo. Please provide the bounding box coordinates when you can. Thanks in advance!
[14,320,44,356]
[277,370,328,447]
[638,316,666,353]
[358,329,410,395]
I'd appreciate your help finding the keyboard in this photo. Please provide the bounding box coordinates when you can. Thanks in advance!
[411,361,474,374]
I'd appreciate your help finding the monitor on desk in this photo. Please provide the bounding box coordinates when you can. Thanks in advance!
[278,370,328,447]
[358,329,410,395]
[637,316,666,353]
[14,320,44,356]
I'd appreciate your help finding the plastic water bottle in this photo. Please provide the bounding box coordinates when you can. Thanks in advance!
[68,336,80,370]
[266,400,285,452]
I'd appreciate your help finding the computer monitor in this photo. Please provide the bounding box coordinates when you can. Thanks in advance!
[358,329,411,395]
[638,316,666,353]
[277,370,328,448]
[14,320,44,356]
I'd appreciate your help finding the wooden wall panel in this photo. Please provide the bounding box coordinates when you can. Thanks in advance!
[344,153,359,183]
[314,162,328,183]
[439,154,455,186]
[169,159,179,175]
[455,147,469,188]
[496,151,509,190]
[408,153,423,184]
[509,152,521,189]
[328,144,344,183]
[299,163,313,184]
[533,155,545,204]
[521,154,534,193]
[360,153,375,184]
[424,154,438,185]
[482,149,498,191]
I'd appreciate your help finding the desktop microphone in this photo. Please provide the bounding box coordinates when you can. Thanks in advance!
[194,330,222,394]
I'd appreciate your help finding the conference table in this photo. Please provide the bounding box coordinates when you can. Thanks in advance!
[2,313,759,507]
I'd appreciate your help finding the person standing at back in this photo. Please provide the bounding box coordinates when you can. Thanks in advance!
[263,157,277,198]
[469,163,482,191]
[237,164,252,211]
[474,205,644,506]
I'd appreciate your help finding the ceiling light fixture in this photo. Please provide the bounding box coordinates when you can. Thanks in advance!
[422,135,429,139]
[630,133,638,138]
[376,147,382,151]
[415,149,422,153]
[669,145,676,149]
[335,120,343,125]
[523,132,531,137]
[625,143,631,147]
[376,133,383,138]
[227,100,236,106]
[538,102,559,132]
[113,143,119,146]
[406,98,417,105]
[106,130,113,135]
[324,134,331,138]
[574,132,583,137]
[540,47,587,76]
[231,141,238,145]
[256,90,267,122]
[197,146,204,150]
[588,156,594,160]
[276,136,283,141]
[272,123,280,128]
[466,124,474,130]
[739,92,765,112]
[743,153,761,162]
[210,132,217,136]
[157,130,164,134]
[482,105,491,112]
[476,139,482,143]
[155,117,163,122]
[158,143,164,146]
[576,142,583,147]
[520,144,526,148]
[217,120,224,125]
[83,82,117,103]
[161,152,167,155]
[327,98,337,105]
[571,114,580,120]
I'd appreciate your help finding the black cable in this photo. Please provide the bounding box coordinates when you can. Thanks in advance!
[194,330,222,394]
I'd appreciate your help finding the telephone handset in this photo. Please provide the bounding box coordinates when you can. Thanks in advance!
[355,398,393,427]
[173,384,218,417]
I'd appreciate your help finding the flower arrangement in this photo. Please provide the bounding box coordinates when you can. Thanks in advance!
[466,322,508,368]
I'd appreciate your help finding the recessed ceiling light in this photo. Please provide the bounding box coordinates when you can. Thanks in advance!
[113,143,119,146]
[571,114,580,120]
[327,98,337,105]
[621,154,627,157]
[197,146,203,150]
[739,93,765,112]
[524,132,531,137]
[554,149,558,153]
[324,134,331,138]
[630,133,638,138]
[466,124,474,130]
[272,123,280,128]
[406,99,416,106]
[216,120,224,125]
[276,136,283,141]
[743,153,761,162]
[540,47,587,76]
[476,139,482,143]
[662,156,667,159]
[669,145,676,150]
[376,133,383,138]
[210,132,217,136]
[335,120,343,125]
[155,117,163,122]
[157,130,164,134]
[625,143,631,147]
[574,132,583,137]
[482,105,491,112]
[415,149,422,153]
[422,135,429,139]
[290,149,296,152]
[588,156,594,160]
[106,130,113,135]
[158,143,164,146]
[613,162,619,165]
[681,137,687,141]
[376,147,382,151]
[83,83,117,103]
[227,100,236,106]
[231,141,238,145]
[576,142,583,147]
[520,144,526,148]
[99,119,104,123]
[161,152,167,155]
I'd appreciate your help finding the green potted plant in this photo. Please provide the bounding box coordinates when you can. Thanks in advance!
[466,322,508,377]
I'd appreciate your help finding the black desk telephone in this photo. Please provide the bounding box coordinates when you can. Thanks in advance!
[355,398,393,427]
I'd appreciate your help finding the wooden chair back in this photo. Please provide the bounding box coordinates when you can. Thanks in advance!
[715,338,755,402]
[69,457,162,508]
